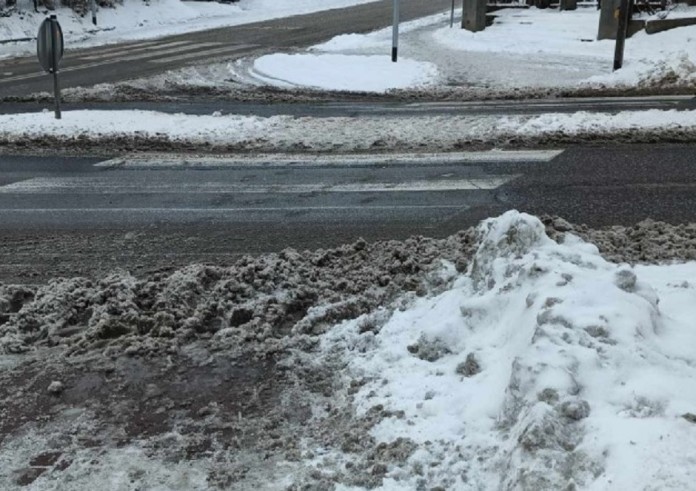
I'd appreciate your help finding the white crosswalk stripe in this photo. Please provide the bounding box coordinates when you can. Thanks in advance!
[78,41,195,61]
[0,151,565,208]
[148,44,257,64]
[98,42,223,63]
[0,176,516,193]
[96,150,564,169]
[0,41,251,83]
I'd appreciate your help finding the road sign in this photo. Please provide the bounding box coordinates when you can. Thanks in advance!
[36,15,63,120]
[37,16,63,74]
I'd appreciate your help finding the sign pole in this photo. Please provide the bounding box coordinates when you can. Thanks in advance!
[91,0,97,26]
[391,0,399,62]
[451,0,455,27]
[613,0,630,70]
[50,15,61,120]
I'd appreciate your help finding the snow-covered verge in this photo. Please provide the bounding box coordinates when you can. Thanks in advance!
[246,53,438,93]
[0,0,378,59]
[2,108,696,153]
[225,6,696,95]
[2,213,696,490]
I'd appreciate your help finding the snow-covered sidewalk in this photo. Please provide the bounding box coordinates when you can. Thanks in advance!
[2,108,696,151]
[224,5,696,94]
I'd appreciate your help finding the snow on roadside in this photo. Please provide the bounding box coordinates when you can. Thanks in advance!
[432,8,609,58]
[2,108,696,151]
[431,7,696,90]
[248,53,439,92]
[2,212,696,489]
[232,6,696,95]
[314,211,696,489]
[0,0,379,59]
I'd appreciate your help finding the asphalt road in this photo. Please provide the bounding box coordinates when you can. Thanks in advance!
[2,95,695,117]
[0,144,695,283]
[0,0,451,98]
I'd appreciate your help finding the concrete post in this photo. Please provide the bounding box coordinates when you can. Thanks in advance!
[462,0,487,32]
[598,0,622,40]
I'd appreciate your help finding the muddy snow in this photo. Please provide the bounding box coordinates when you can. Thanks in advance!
[2,212,696,490]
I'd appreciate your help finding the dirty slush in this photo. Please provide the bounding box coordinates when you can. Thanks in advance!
[1,215,695,490]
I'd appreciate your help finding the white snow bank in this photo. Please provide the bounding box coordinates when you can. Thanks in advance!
[2,109,696,150]
[497,108,696,135]
[322,211,696,489]
[249,53,439,92]
[433,8,612,58]
[0,110,279,144]
[431,6,696,89]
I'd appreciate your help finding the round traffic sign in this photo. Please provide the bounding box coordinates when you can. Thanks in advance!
[37,16,64,73]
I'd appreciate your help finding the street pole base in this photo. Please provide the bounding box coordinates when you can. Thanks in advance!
[391,47,398,62]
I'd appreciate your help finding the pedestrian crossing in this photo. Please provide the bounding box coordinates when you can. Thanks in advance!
[0,39,257,84]
[95,150,563,169]
[0,176,516,193]
[0,150,564,228]
[0,150,562,195]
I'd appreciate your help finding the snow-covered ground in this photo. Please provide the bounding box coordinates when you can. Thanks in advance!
[4,1,695,95]
[315,211,696,489]
[2,211,696,490]
[2,107,696,151]
[248,53,438,93]
[0,0,378,59]
[225,6,696,93]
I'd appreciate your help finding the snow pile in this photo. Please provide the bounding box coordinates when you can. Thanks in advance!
[319,211,696,489]
[3,213,696,489]
[430,6,696,91]
[498,109,696,137]
[432,9,610,59]
[585,51,696,90]
[0,232,479,355]
[247,53,439,93]
[5,108,696,151]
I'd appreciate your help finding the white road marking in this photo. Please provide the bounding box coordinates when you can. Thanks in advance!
[96,150,564,169]
[105,42,222,63]
[0,176,517,193]
[77,40,195,60]
[148,44,257,64]
[0,205,465,213]
[0,43,252,83]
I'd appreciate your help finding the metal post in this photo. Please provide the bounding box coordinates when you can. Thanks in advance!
[91,0,97,26]
[613,0,630,70]
[391,0,399,62]
[50,15,61,120]
[451,0,455,27]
